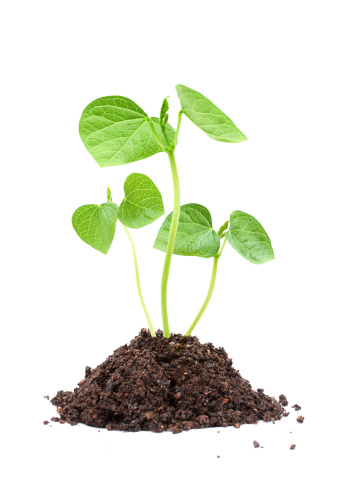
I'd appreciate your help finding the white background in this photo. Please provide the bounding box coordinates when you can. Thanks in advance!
[1,1,342,498]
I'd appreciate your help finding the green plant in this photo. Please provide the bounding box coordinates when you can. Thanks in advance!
[74,85,274,339]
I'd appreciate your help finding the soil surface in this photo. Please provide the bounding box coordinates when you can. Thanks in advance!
[51,329,286,433]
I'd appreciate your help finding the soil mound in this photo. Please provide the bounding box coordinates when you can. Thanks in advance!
[51,329,285,433]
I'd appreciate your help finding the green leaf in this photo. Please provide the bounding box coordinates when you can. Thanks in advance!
[72,202,119,255]
[160,96,169,132]
[154,203,220,258]
[225,210,274,264]
[119,173,164,229]
[79,96,173,167]
[107,186,112,202]
[217,220,229,238]
[175,84,247,143]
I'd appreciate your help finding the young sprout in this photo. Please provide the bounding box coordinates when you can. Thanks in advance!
[75,85,274,339]
[72,174,165,337]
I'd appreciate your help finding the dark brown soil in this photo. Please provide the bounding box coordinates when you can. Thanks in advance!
[292,404,301,411]
[253,440,260,448]
[290,444,296,450]
[296,415,305,423]
[51,329,286,433]
[279,394,288,406]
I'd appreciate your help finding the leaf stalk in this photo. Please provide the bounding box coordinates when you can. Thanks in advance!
[120,222,156,337]
[184,238,226,337]
[172,111,183,150]
[148,118,166,151]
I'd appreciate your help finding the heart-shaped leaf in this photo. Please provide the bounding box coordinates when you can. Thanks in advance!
[119,173,164,229]
[72,202,119,254]
[225,210,274,264]
[154,203,220,258]
[79,96,174,167]
[175,84,247,143]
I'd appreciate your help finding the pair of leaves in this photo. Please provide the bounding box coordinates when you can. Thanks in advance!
[72,174,164,254]
[154,206,274,264]
[79,85,247,169]
[79,96,174,167]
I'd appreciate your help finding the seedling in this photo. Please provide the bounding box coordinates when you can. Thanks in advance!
[74,85,274,339]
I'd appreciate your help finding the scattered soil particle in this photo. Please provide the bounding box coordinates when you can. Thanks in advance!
[296,416,305,424]
[44,395,50,400]
[217,455,221,458]
[51,417,60,422]
[292,404,301,411]
[279,394,288,406]
[43,420,49,425]
[290,444,296,450]
[51,329,286,433]
[253,441,260,448]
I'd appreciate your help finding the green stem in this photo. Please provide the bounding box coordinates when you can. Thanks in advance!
[184,238,227,337]
[120,222,155,337]
[218,236,227,258]
[172,111,183,149]
[161,150,181,338]
[162,127,171,150]
[148,119,166,151]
